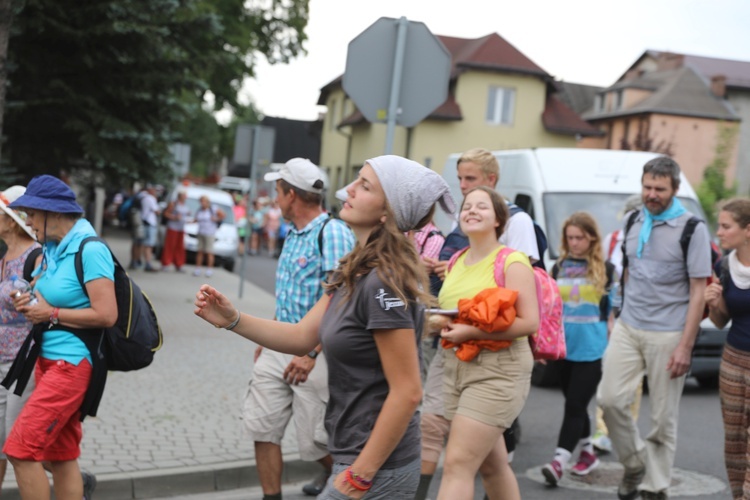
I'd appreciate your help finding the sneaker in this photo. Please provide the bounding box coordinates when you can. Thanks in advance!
[205,269,213,277]
[592,431,613,454]
[618,466,646,500]
[193,269,202,277]
[175,266,184,273]
[640,491,667,500]
[542,459,563,486]
[144,265,159,273]
[571,449,600,476]
[82,469,97,500]
[302,470,331,496]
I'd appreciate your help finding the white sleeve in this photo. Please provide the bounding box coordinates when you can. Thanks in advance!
[499,211,540,260]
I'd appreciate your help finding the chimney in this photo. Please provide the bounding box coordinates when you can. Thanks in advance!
[711,75,727,98]
[656,52,685,71]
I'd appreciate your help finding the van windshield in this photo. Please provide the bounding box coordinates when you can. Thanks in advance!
[542,193,706,260]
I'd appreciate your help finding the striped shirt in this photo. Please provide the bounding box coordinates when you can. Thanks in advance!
[275,213,355,323]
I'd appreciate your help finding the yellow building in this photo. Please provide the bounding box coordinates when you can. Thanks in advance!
[317,33,600,204]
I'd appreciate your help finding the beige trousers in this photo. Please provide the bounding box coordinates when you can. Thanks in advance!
[598,320,686,494]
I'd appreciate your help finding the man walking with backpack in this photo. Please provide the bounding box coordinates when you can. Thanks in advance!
[598,157,711,500]
[242,158,355,500]
[416,147,544,499]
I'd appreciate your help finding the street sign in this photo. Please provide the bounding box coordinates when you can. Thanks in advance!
[343,17,451,129]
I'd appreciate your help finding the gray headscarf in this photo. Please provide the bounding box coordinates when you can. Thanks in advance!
[366,155,456,232]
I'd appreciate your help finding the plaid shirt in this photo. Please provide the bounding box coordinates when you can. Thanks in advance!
[275,213,355,323]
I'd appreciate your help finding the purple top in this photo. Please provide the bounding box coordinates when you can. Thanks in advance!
[0,244,41,363]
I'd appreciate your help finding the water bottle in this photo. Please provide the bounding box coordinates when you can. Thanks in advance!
[10,275,38,306]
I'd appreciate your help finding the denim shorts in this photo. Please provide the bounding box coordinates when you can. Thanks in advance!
[318,457,420,500]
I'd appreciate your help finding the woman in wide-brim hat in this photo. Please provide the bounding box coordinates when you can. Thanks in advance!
[1,175,116,499]
[0,185,42,496]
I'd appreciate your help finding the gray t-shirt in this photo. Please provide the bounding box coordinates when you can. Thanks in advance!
[620,211,711,331]
[319,271,423,468]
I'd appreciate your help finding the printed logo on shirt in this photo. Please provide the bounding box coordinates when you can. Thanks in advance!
[374,288,405,311]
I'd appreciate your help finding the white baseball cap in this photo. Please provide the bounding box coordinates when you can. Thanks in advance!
[264,158,327,194]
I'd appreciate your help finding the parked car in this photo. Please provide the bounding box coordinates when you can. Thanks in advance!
[437,148,726,389]
[157,185,239,271]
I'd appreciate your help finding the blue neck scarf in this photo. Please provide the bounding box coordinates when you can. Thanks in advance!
[637,197,686,258]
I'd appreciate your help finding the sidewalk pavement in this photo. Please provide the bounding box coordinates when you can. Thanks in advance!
[3,228,319,499]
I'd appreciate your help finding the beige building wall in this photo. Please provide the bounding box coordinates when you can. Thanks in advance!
[318,71,579,206]
[582,113,740,188]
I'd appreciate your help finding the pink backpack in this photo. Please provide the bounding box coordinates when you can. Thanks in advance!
[447,247,566,360]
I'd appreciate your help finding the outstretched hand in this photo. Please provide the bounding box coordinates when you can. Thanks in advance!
[194,285,237,328]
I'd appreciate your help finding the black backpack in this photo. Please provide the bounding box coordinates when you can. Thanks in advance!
[507,203,548,270]
[75,237,163,371]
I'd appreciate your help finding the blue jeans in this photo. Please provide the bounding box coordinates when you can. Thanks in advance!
[318,457,420,500]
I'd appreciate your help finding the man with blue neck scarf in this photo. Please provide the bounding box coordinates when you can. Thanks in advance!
[598,157,711,500]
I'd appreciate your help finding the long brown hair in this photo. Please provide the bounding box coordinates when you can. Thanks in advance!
[325,204,435,307]
[558,211,607,295]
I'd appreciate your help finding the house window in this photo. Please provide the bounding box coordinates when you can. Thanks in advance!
[486,86,515,125]
[329,99,337,130]
[615,90,624,110]
[595,94,605,112]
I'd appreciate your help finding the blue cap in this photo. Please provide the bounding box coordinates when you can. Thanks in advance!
[8,175,84,214]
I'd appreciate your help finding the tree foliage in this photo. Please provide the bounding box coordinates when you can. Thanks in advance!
[696,122,739,225]
[0,0,308,187]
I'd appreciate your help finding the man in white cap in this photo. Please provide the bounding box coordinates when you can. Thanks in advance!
[242,158,355,499]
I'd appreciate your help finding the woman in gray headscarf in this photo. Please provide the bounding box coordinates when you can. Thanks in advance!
[195,155,454,499]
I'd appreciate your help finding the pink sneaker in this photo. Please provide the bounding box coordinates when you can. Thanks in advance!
[542,459,563,486]
[571,449,600,476]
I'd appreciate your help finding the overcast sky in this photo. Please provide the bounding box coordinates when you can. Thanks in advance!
[232,0,750,122]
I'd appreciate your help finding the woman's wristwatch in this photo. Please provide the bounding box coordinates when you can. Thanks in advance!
[307,349,319,359]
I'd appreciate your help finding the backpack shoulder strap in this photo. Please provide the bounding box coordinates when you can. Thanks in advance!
[446,246,469,274]
[317,215,333,255]
[507,203,523,217]
[23,247,43,283]
[418,229,442,255]
[679,216,701,262]
[492,247,516,287]
[621,210,640,271]
[75,236,119,298]
[719,256,730,291]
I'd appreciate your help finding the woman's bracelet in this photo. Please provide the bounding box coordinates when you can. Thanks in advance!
[345,467,373,491]
[223,310,241,330]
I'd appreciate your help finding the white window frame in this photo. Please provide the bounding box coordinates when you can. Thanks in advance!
[486,86,516,125]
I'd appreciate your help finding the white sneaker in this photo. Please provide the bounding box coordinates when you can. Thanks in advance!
[205,269,213,277]
[193,268,202,277]
[592,431,612,454]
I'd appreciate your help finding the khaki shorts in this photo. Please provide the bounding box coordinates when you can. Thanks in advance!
[241,349,329,461]
[197,234,214,253]
[442,339,533,429]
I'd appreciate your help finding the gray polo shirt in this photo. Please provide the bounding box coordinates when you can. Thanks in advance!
[620,211,711,331]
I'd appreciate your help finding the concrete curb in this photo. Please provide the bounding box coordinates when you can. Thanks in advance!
[3,457,320,499]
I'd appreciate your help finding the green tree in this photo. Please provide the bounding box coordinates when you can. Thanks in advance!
[696,122,739,225]
[0,0,308,188]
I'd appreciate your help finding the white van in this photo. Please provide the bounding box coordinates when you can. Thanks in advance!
[435,148,706,269]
